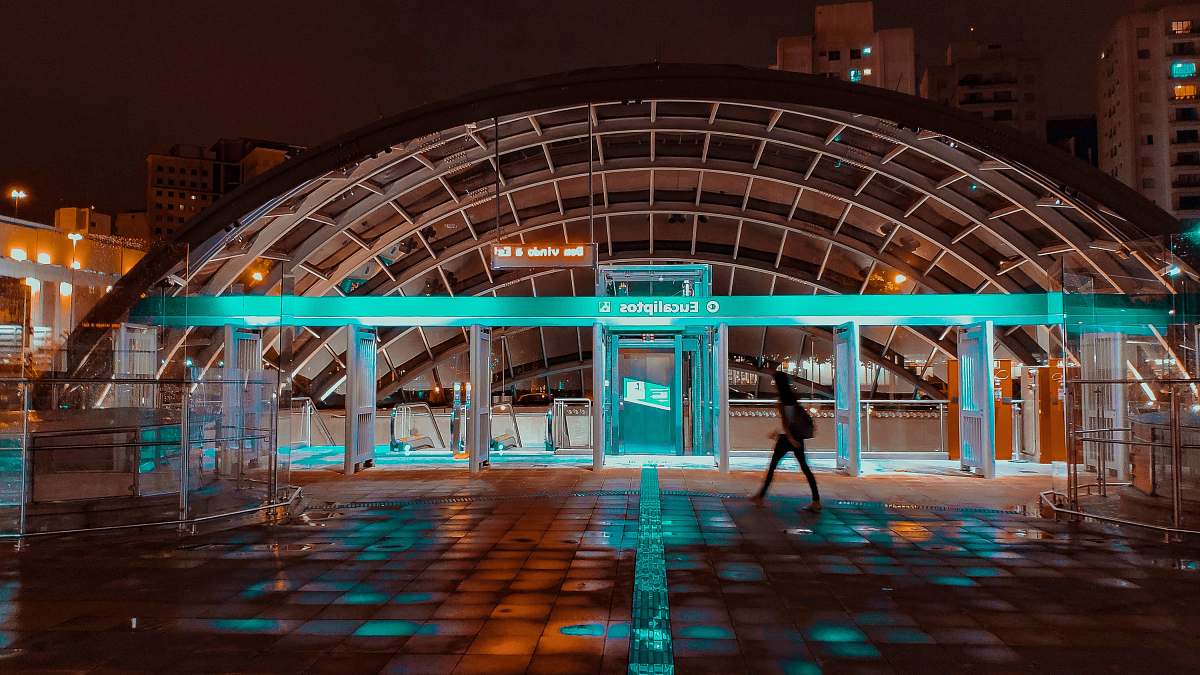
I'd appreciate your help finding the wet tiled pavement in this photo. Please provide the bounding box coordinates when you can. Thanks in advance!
[2,466,1199,673]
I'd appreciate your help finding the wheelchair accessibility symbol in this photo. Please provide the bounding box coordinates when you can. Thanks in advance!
[599,301,611,313]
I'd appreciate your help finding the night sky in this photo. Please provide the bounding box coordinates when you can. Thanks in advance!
[1,0,1133,223]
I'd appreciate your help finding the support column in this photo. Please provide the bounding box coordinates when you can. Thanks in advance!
[833,321,861,476]
[958,321,996,478]
[716,323,731,473]
[223,326,264,480]
[592,323,606,469]
[344,325,377,475]
[1080,332,1128,481]
[468,324,492,474]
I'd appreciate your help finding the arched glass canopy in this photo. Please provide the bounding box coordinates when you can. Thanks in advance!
[70,64,1184,402]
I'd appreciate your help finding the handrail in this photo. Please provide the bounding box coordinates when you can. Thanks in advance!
[492,404,524,447]
[1039,490,1200,538]
[0,485,303,540]
[391,403,445,447]
[292,397,336,445]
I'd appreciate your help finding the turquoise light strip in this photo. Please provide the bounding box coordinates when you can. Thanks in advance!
[629,466,673,675]
[130,292,1086,328]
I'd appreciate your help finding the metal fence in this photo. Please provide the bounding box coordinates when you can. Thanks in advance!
[0,376,299,539]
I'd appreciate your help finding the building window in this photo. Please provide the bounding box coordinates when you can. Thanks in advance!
[1173,62,1198,78]
[1179,107,1200,120]
[1146,134,1155,145]
[1173,20,1193,34]
[1143,178,1155,189]
[1181,195,1200,209]
[850,48,862,59]
[993,109,1014,121]
[848,68,862,82]
[1139,49,1152,59]
[828,50,841,61]
[1175,83,1199,99]
[1178,129,1200,143]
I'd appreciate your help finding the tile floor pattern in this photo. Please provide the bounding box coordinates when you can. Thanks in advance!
[0,466,1198,674]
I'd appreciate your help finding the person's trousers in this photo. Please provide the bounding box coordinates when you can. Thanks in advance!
[757,435,820,501]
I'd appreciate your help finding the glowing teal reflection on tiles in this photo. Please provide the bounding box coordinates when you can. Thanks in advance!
[211,618,281,633]
[337,592,389,604]
[808,624,868,642]
[824,641,882,659]
[780,660,822,675]
[392,592,434,604]
[353,620,421,637]
[560,623,606,637]
[930,575,977,586]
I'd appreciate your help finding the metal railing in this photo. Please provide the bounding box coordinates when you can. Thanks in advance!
[389,402,446,448]
[491,403,524,448]
[0,377,298,539]
[1061,377,1200,537]
[728,398,948,454]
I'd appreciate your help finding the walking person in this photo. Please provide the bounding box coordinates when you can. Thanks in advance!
[752,371,821,511]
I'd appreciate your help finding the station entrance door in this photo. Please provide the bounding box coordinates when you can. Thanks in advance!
[594,265,723,458]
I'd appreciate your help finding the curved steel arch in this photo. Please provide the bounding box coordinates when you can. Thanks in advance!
[70,63,1179,384]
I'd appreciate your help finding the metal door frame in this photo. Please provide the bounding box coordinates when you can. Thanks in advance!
[833,321,861,476]
[958,321,996,478]
[610,333,685,455]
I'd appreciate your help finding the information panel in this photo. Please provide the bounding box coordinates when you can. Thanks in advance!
[490,242,595,269]
[623,377,672,411]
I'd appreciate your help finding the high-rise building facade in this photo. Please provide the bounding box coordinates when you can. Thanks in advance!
[144,138,302,240]
[772,1,916,95]
[920,42,1046,141]
[1098,2,1200,218]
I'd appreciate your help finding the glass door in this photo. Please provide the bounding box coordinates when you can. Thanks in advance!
[615,338,681,454]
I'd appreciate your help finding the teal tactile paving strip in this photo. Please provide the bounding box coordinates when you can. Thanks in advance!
[629,466,675,675]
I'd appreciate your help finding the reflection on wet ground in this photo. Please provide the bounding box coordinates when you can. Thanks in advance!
[1,466,1198,673]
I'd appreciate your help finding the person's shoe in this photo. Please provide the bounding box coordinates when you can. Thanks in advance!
[804,501,822,513]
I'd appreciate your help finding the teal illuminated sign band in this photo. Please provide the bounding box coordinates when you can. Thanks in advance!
[129,292,1171,329]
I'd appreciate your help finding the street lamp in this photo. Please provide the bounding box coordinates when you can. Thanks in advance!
[9,189,27,218]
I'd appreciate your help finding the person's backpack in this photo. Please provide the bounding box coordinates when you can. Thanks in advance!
[788,404,815,440]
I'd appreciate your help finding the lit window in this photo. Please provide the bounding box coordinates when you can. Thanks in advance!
[1175,84,1198,99]
[24,278,39,291]
[863,68,873,76]
[59,282,72,297]
[1173,62,1197,78]
[1173,20,1192,34]
[9,247,26,261]
[36,252,51,264]
[849,68,863,82]
[70,260,81,270]
[863,46,872,56]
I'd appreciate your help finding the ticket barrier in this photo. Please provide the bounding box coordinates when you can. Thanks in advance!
[545,398,593,453]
